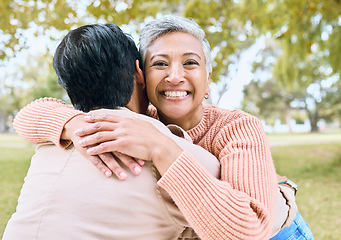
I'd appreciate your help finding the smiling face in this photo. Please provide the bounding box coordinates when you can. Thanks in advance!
[144,32,210,130]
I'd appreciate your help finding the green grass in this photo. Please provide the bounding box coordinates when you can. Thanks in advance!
[267,131,341,146]
[0,134,35,237]
[271,143,341,240]
[1,133,341,239]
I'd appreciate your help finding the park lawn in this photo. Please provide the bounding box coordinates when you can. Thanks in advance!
[271,143,341,240]
[0,137,35,237]
[1,133,341,239]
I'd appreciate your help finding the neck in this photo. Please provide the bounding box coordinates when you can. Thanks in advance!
[125,101,142,114]
[158,108,204,131]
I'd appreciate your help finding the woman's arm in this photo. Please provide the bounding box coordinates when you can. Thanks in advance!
[13,98,143,179]
[13,97,84,148]
[157,117,277,240]
[77,114,277,240]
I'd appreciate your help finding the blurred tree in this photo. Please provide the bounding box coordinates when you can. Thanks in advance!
[1,0,340,131]
[0,0,261,82]
[0,0,79,60]
[240,0,341,75]
[0,86,18,132]
[0,52,68,132]
[14,53,67,103]
[2,0,340,77]
[242,37,337,132]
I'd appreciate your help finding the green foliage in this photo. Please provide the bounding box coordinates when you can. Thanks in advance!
[2,0,341,79]
[243,0,341,75]
[0,0,78,60]
[242,34,339,132]
[1,0,340,126]
[2,53,68,110]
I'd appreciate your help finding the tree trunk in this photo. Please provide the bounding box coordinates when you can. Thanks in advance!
[284,105,293,133]
[307,109,319,133]
[0,113,8,133]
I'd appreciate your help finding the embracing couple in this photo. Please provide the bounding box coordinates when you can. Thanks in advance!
[3,15,313,240]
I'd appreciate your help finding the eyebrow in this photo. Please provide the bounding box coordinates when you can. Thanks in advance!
[149,54,168,62]
[183,52,202,59]
[149,52,202,62]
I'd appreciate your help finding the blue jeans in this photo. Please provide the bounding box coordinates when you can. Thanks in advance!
[270,212,314,240]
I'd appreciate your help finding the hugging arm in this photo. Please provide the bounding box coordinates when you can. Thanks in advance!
[13,98,144,179]
[76,114,277,240]
[157,117,278,240]
[13,98,83,148]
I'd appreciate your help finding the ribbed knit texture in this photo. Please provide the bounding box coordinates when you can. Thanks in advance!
[13,99,277,240]
[150,105,277,240]
[13,98,84,148]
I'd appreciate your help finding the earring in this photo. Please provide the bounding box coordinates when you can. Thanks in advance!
[204,92,209,100]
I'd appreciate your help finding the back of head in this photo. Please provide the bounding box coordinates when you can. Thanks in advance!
[53,23,141,112]
[139,15,212,75]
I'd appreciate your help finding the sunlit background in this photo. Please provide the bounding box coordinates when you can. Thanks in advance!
[1,2,341,238]
[1,0,340,133]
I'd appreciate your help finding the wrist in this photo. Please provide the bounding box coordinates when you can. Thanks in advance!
[62,114,86,140]
[279,180,298,195]
[152,139,183,176]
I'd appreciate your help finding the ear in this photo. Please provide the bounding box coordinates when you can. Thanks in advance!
[134,60,145,88]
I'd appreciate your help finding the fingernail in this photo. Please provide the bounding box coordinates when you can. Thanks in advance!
[134,166,142,174]
[137,159,145,166]
[87,148,95,154]
[84,116,91,120]
[105,171,112,178]
[119,172,128,180]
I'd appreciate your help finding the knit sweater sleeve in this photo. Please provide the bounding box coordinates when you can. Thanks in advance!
[157,114,277,240]
[13,97,84,148]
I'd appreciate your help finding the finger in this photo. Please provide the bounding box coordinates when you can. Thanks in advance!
[86,139,127,156]
[78,131,118,148]
[84,114,128,123]
[99,153,128,180]
[136,159,145,166]
[74,122,117,137]
[89,155,113,178]
[114,152,142,175]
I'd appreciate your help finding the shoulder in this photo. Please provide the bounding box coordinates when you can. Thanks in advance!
[203,106,268,155]
[203,104,261,127]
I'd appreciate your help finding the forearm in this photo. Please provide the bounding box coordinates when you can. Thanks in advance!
[13,97,84,148]
[158,153,275,240]
[158,120,277,240]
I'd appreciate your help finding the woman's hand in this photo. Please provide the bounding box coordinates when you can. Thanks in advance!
[63,115,143,179]
[75,114,183,175]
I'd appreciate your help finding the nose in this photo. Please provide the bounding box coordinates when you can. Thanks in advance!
[165,64,184,85]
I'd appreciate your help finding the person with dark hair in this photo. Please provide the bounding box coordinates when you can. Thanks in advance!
[2,23,220,240]
[10,17,313,240]
[54,24,137,112]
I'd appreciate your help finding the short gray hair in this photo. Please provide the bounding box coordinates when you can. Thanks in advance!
[139,15,212,76]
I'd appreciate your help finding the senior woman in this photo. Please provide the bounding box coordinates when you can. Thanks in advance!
[13,16,313,240]
[82,15,277,239]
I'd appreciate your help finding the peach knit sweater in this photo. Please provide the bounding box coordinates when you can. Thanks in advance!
[13,98,277,240]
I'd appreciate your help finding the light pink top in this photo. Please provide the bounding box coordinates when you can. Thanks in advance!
[4,108,220,240]
[12,98,277,239]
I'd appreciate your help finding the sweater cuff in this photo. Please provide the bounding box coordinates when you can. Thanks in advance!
[54,107,85,148]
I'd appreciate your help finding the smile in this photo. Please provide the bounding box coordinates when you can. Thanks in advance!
[163,91,189,97]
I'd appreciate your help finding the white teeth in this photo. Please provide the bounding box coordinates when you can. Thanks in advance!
[164,91,188,97]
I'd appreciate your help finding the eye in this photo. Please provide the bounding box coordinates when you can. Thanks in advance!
[152,61,168,67]
[184,60,199,66]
